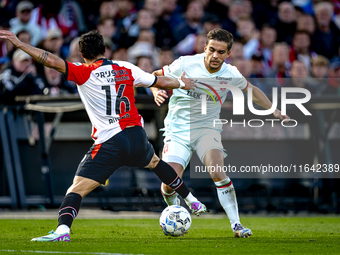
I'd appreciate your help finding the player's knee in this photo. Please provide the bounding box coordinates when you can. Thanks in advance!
[66,176,100,198]
[146,154,160,169]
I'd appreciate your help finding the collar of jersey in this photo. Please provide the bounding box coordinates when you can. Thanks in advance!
[93,58,105,63]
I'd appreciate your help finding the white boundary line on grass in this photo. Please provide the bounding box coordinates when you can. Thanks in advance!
[0,250,145,255]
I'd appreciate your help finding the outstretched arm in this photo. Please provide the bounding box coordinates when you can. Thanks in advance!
[244,83,290,121]
[151,69,168,106]
[0,30,66,74]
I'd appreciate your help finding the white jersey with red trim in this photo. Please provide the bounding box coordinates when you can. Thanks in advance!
[65,58,157,144]
[161,53,248,136]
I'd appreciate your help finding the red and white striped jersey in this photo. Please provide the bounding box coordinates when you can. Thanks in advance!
[65,58,157,144]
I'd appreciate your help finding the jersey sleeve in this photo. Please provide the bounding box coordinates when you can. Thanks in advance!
[64,61,92,85]
[162,57,184,79]
[231,66,249,91]
[123,62,157,88]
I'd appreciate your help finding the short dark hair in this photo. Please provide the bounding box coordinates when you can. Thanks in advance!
[79,30,105,60]
[206,28,234,51]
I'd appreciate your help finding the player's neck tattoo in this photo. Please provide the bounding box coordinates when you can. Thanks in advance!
[37,51,49,65]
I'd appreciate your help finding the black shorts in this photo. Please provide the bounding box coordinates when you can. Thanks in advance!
[76,126,155,184]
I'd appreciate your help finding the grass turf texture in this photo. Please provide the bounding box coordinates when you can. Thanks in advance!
[0,217,339,255]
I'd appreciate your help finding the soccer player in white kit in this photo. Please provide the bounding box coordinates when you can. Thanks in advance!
[151,28,290,238]
[0,29,208,242]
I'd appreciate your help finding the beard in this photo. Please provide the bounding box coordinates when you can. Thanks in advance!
[209,60,222,70]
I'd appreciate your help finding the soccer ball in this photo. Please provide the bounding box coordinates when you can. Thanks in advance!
[159,205,191,236]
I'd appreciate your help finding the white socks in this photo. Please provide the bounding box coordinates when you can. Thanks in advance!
[55,224,70,234]
[161,185,179,205]
[161,185,199,206]
[214,177,240,227]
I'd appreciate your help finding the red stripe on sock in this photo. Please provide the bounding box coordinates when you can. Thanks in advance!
[168,176,179,186]
[173,181,183,190]
[161,189,177,197]
[58,213,74,219]
[216,181,232,189]
[59,206,78,215]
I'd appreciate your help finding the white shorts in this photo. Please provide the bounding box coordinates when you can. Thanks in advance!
[161,129,227,169]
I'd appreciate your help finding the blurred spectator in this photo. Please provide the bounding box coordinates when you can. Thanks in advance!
[311,55,329,79]
[135,56,155,95]
[175,14,221,56]
[193,32,207,54]
[236,16,258,44]
[29,2,61,39]
[273,1,297,44]
[267,42,291,85]
[309,55,338,95]
[296,13,315,35]
[173,0,204,44]
[252,0,278,29]
[104,38,115,60]
[287,60,316,94]
[9,1,42,46]
[97,17,117,41]
[84,0,116,31]
[127,29,160,67]
[16,29,31,45]
[0,20,12,64]
[114,0,137,47]
[144,0,177,47]
[235,56,271,94]
[35,66,77,96]
[158,47,175,67]
[57,0,88,42]
[127,9,155,45]
[99,0,117,20]
[42,29,65,58]
[222,0,244,35]
[233,58,252,78]
[258,25,277,75]
[0,49,43,104]
[312,2,340,60]
[328,61,340,91]
[162,0,183,29]
[289,30,317,69]
[67,37,83,63]
[250,54,265,78]
[228,40,244,64]
[112,47,128,61]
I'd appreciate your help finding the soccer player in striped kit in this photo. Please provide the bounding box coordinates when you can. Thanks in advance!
[0,29,208,242]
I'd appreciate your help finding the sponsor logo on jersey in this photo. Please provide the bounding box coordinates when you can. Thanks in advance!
[94,70,131,82]
[187,91,220,102]
[216,77,232,82]
[108,113,130,124]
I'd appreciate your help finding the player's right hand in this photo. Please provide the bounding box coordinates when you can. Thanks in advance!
[0,30,21,48]
[154,90,168,106]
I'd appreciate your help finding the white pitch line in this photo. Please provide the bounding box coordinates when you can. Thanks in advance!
[0,250,145,255]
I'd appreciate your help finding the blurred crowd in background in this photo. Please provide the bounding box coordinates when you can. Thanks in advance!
[1,0,340,104]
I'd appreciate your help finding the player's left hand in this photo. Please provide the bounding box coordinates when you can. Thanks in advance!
[0,30,21,48]
[179,71,196,90]
[274,109,290,122]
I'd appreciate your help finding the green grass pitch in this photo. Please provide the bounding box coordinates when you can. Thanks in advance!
[0,217,339,255]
